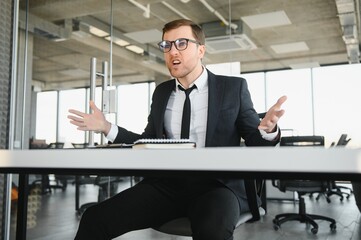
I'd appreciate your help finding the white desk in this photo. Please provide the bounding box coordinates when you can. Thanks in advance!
[2,147,361,240]
[0,147,361,179]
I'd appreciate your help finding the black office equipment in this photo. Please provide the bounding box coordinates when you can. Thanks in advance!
[336,133,351,146]
[272,136,336,234]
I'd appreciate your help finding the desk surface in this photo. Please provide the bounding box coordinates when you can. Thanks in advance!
[0,147,361,179]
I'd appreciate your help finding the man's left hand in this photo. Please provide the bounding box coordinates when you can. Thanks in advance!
[258,95,287,133]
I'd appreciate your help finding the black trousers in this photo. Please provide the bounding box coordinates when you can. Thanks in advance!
[74,178,248,240]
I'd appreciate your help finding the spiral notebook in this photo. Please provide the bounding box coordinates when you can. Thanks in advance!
[132,139,196,149]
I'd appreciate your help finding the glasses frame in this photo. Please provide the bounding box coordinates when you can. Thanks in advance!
[157,38,200,53]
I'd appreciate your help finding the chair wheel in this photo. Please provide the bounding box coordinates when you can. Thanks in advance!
[311,227,318,234]
[340,197,344,201]
[273,223,280,231]
[330,223,337,232]
[273,219,280,231]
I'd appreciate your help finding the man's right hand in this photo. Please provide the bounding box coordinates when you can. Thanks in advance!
[68,100,111,136]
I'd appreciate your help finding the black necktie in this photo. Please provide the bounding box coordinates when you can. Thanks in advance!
[178,85,197,139]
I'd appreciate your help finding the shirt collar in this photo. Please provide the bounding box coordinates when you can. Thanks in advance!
[174,66,208,93]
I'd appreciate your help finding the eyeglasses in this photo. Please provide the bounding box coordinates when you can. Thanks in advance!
[157,38,200,53]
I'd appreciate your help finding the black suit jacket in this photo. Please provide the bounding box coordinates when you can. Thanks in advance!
[114,69,279,207]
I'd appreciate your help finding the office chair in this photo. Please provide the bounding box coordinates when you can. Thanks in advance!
[46,142,71,191]
[76,175,122,216]
[351,181,361,213]
[153,179,266,236]
[272,136,337,234]
[30,142,68,194]
[328,134,353,199]
[311,134,352,202]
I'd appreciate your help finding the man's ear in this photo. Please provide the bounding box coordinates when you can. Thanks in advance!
[198,44,206,58]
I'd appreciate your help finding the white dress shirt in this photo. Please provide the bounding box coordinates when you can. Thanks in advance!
[164,68,209,147]
[106,68,278,145]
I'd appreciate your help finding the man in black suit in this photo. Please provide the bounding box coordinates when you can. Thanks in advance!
[69,19,286,240]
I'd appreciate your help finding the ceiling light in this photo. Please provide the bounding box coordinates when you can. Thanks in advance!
[270,42,309,54]
[124,29,162,44]
[241,11,291,30]
[105,36,130,46]
[289,62,320,69]
[126,45,144,54]
[89,26,109,37]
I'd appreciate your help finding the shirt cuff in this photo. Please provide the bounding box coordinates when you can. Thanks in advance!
[259,127,279,141]
[105,124,118,143]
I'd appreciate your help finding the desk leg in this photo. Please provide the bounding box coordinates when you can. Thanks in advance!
[75,176,79,211]
[261,182,267,212]
[16,174,29,240]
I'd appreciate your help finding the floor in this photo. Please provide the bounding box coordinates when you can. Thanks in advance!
[11,176,361,240]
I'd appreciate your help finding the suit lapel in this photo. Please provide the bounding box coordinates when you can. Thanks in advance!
[205,71,224,146]
[155,80,175,138]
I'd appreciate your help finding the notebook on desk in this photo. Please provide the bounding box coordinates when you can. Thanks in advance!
[132,139,196,149]
[95,139,196,149]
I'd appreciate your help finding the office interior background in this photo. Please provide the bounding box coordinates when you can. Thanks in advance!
[1,0,361,239]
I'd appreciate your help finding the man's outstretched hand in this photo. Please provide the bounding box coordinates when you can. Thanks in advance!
[258,95,287,133]
[68,101,111,135]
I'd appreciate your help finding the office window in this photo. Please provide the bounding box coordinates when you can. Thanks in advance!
[313,64,361,147]
[58,89,86,145]
[35,91,57,143]
[117,82,155,134]
[242,72,266,113]
[266,69,313,136]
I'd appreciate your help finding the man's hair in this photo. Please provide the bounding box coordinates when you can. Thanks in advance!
[162,19,205,45]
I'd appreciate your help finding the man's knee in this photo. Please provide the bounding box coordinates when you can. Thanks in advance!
[78,204,105,231]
